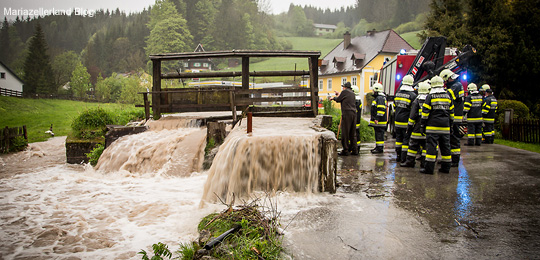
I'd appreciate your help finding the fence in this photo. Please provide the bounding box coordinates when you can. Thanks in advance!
[0,125,27,153]
[503,118,540,144]
[0,88,23,97]
[142,50,321,120]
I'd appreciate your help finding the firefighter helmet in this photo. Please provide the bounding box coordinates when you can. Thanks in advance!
[431,76,444,88]
[418,81,431,94]
[372,83,383,92]
[440,69,455,81]
[402,74,414,86]
[481,84,490,91]
[351,85,359,95]
[468,83,478,92]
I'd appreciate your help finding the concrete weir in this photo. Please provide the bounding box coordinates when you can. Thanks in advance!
[202,115,337,204]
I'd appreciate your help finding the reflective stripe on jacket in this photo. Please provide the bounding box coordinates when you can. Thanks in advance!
[482,94,498,123]
[370,93,387,127]
[464,92,483,123]
[394,89,417,128]
[421,90,454,134]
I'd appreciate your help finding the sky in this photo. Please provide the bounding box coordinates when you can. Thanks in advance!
[1,0,357,20]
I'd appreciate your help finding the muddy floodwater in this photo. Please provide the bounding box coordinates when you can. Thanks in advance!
[1,117,539,259]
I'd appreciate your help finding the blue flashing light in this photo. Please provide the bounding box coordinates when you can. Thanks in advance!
[462,73,468,81]
[399,49,406,55]
[396,74,402,81]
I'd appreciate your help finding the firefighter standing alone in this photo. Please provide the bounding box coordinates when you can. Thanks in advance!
[369,83,387,154]
[481,84,498,144]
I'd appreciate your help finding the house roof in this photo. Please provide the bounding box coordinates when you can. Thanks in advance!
[313,23,337,30]
[0,60,24,85]
[320,29,414,76]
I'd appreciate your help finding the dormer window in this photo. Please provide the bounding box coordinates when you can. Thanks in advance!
[333,57,346,67]
[351,53,365,67]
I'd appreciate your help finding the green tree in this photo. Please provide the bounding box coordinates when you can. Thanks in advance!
[288,5,314,37]
[0,18,11,63]
[119,75,144,104]
[190,0,217,47]
[23,23,56,95]
[71,61,92,98]
[52,51,79,88]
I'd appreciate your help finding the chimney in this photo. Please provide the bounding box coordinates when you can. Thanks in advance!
[344,31,351,49]
[367,29,376,36]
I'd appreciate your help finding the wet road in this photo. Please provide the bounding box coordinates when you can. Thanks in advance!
[283,139,540,259]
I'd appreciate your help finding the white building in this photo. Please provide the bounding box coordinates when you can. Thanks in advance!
[0,61,24,97]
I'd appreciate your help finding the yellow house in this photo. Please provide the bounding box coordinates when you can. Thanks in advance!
[315,30,413,111]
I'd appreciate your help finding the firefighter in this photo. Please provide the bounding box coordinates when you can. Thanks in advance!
[369,83,387,154]
[394,75,417,163]
[440,69,464,167]
[482,84,498,144]
[463,83,483,146]
[351,85,363,152]
[420,76,454,174]
[331,82,358,156]
[400,80,431,168]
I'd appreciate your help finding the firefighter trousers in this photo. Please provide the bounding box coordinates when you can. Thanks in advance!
[450,124,461,163]
[374,126,385,149]
[395,127,410,161]
[467,122,483,145]
[405,138,426,167]
[425,133,451,174]
[483,122,495,144]
[341,110,358,153]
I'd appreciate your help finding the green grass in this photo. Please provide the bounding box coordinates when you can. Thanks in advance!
[218,37,342,83]
[494,138,540,154]
[400,30,423,50]
[0,96,142,143]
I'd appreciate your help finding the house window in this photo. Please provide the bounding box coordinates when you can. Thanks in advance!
[341,77,347,86]
[183,62,189,67]
[369,75,377,89]
[0,72,5,79]
[327,79,332,91]
[318,80,323,91]
[194,63,201,67]
[203,63,209,67]
[351,76,357,86]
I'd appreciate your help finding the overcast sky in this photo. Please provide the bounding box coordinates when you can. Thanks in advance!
[2,0,357,20]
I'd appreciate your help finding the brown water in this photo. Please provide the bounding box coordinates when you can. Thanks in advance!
[95,117,206,176]
[202,117,324,204]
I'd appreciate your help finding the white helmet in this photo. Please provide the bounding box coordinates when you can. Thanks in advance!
[418,81,431,94]
[468,83,478,92]
[402,74,414,86]
[440,69,455,81]
[431,76,444,88]
[372,83,383,92]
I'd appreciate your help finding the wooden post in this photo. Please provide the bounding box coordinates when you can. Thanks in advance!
[23,125,27,140]
[152,59,162,120]
[247,112,252,134]
[229,86,237,122]
[309,56,319,117]
[4,126,9,152]
[242,56,250,112]
[143,93,150,120]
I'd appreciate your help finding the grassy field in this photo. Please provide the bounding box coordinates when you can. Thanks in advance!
[0,96,142,143]
[400,31,423,49]
[217,37,342,83]
[494,138,540,154]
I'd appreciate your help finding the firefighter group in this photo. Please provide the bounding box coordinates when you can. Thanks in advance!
[332,69,498,175]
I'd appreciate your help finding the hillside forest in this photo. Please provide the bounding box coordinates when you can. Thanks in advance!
[0,0,539,114]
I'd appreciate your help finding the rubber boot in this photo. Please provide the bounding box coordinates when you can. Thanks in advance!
[400,156,415,167]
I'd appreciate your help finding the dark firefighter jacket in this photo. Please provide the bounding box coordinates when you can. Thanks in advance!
[464,91,483,123]
[421,89,455,134]
[482,94,498,124]
[394,87,417,129]
[446,80,464,123]
[408,94,427,140]
[370,92,387,127]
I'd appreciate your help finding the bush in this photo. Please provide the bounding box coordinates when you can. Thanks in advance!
[321,99,375,142]
[71,107,114,139]
[86,144,104,166]
[5,136,28,153]
[496,100,530,130]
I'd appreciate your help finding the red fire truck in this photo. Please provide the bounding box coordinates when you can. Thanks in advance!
[379,36,476,135]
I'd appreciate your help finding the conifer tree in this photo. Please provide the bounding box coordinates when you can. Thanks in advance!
[23,23,56,95]
[0,18,11,63]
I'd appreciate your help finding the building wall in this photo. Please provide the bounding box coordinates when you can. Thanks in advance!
[0,63,23,93]
[316,53,395,110]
